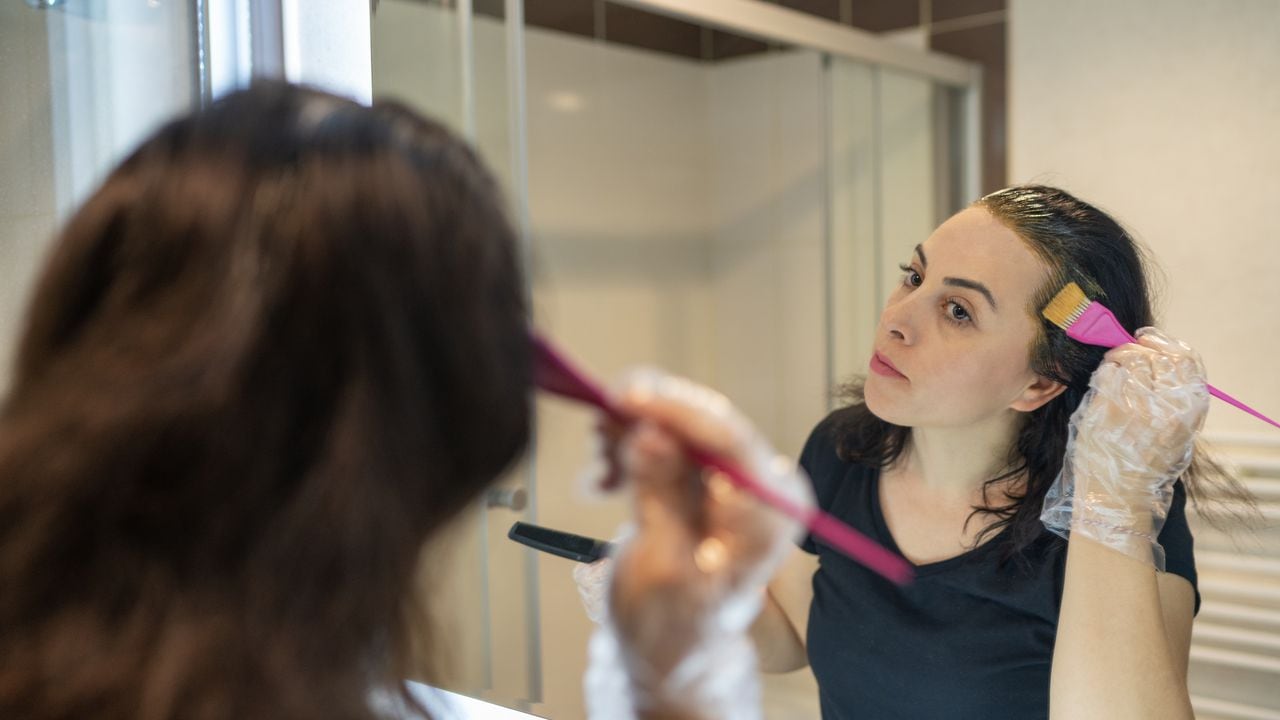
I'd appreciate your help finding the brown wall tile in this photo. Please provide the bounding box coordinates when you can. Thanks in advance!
[849,0,919,32]
[929,0,1005,24]
[525,0,596,39]
[766,0,841,22]
[603,3,703,60]
[710,30,770,60]
[475,0,597,41]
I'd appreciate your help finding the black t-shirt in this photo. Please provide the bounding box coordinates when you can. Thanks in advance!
[797,412,1199,720]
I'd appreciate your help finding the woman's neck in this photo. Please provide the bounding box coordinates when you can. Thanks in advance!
[892,411,1023,501]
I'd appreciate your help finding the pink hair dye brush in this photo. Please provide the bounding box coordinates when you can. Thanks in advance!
[1042,283,1280,431]
[531,332,915,585]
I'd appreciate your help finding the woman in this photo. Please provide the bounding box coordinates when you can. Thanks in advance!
[584,186,1248,720]
[758,186,1240,719]
[0,81,782,720]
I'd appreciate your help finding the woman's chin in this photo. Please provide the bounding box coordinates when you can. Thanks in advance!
[863,383,907,426]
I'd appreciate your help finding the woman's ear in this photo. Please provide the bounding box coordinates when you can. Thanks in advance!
[1010,375,1067,413]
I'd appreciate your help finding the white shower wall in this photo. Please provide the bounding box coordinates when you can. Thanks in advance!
[706,50,829,458]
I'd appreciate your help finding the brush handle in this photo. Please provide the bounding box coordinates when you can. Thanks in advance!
[1067,303,1139,348]
[1066,303,1280,430]
[1208,385,1280,430]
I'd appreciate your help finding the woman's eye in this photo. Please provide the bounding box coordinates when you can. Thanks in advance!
[947,301,971,323]
[899,264,922,287]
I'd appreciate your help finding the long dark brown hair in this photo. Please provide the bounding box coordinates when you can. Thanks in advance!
[830,185,1248,560]
[0,82,531,719]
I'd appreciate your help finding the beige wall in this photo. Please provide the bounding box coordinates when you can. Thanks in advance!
[1008,0,1280,440]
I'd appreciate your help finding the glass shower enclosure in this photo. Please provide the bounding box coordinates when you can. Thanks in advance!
[371,1,981,717]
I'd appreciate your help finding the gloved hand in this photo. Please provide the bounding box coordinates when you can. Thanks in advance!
[571,421,624,627]
[581,369,814,720]
[573,556,614,626]
[1041,327,1210,570]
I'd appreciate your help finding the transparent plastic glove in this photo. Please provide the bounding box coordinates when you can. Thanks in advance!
[1041,327,1209,570]
[572,425,629,626]
[582,369,814,720]
[574,541,636,626]
[574,558,613,626]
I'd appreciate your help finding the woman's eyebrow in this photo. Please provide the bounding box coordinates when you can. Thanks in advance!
[915,244,998,311]
[944,277,998,311]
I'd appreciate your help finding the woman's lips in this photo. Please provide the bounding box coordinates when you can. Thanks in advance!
[870,352,907,379]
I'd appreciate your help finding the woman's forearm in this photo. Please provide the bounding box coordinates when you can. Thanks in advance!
[749,588,808,672]
[1049,535,1193,720]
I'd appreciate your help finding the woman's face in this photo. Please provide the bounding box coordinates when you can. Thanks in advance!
[864,206,1058,429]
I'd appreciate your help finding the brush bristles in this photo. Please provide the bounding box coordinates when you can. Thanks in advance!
[1041,282,1091,330]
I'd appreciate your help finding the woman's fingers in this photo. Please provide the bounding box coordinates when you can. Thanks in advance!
[592,415,629,492]
[624,420,703,533]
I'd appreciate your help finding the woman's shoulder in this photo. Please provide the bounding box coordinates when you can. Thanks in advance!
[799,411,843,469]
[797,411,878,553]
[799,410,877,487]
[800,407,881,462]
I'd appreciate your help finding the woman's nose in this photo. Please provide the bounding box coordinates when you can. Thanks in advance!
[880,296,916,345]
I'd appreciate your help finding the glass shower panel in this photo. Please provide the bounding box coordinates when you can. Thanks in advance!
[930,82,966,225]
[523,23,716,717]
[826,56,877,388]
[523,6,828,709]
[371,1,532,708]
[828,58,965,390]
[877,67,941,310]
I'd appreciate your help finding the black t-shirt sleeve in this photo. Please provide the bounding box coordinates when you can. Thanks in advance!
[1157,479,1200,614]
[797,414,843,555]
